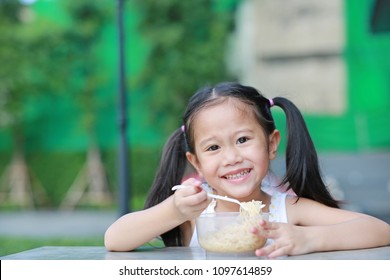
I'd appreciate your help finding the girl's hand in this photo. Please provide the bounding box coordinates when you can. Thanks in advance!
[172,178,210,221]
[251,220,314,258]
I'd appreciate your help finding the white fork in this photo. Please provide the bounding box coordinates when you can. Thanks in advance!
[171,184,248,210]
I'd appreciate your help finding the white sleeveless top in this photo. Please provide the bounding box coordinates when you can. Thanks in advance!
[189,190,288,247]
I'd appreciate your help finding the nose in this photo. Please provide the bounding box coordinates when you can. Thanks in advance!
[221,146,243,166]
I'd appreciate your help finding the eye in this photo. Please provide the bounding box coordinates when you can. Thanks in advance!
[237,136,249,144]
[206,145,220,151]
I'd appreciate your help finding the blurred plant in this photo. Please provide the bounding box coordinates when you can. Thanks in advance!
[58,0,115,209]
[134,0,237,135]
[0,0,68,208]
[59,0,113,139]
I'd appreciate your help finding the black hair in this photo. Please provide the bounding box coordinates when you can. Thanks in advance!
[144,82,339,247]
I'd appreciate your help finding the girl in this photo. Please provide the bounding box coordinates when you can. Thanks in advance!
[105,82,390,257]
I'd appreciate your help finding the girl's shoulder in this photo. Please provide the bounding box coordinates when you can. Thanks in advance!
[284,196,348,225]
[284,195,319,213]
[285,195,326,209]
[269,192,322,224]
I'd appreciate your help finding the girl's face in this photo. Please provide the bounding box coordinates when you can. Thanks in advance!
[186,98,280,204]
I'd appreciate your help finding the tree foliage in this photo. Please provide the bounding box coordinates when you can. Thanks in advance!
[0,1,114,208]
[58,0,114,141]
[134,0,237,134]
[0,1,69,149]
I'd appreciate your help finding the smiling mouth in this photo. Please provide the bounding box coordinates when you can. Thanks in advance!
[223,169,251,180]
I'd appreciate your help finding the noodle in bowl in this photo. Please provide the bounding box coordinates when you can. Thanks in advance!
[196,212,267,253]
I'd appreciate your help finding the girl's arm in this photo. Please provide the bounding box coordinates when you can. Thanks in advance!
[104,184,208,251]
[254,197,390,258]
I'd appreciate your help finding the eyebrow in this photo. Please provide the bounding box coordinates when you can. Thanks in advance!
[198,128,253,148]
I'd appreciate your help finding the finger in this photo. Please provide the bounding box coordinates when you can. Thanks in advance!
[174,185,201,196]
[173,179,203,194]
[195,199,211,212]
[255,244,271,257]
[252,220,274,238]
[181,189,208,206]
[255,242,278,258]
[258,219,278,228]
[256,219,270,232]
[182,178,202,186]
[250,226,260,235]
[258,219,267,227]
[262,221,282,231]
[251,225,270,239]
[268,247,288,259]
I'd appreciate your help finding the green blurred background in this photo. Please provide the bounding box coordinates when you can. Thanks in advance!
[0,0,239,210]
[0,0,389,256]
[0,0,389,210]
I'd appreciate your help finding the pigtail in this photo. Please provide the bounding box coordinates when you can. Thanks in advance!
[273,97,339,208]
[144,127,188,246]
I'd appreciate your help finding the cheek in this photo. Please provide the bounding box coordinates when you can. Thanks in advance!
[196,157,218,177]
[251,150,270,172]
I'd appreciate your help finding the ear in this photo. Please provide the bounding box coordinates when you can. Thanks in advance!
[186,152,203,177]
[268,129,280,160]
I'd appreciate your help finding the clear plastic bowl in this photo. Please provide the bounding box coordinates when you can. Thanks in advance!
[196,212,268,253]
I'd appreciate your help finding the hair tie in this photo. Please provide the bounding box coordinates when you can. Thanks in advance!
[269,98,274,107]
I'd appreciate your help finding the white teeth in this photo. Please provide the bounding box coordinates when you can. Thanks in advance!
[225,170,250,180]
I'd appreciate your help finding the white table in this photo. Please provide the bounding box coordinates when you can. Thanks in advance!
[2,245,390,260]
